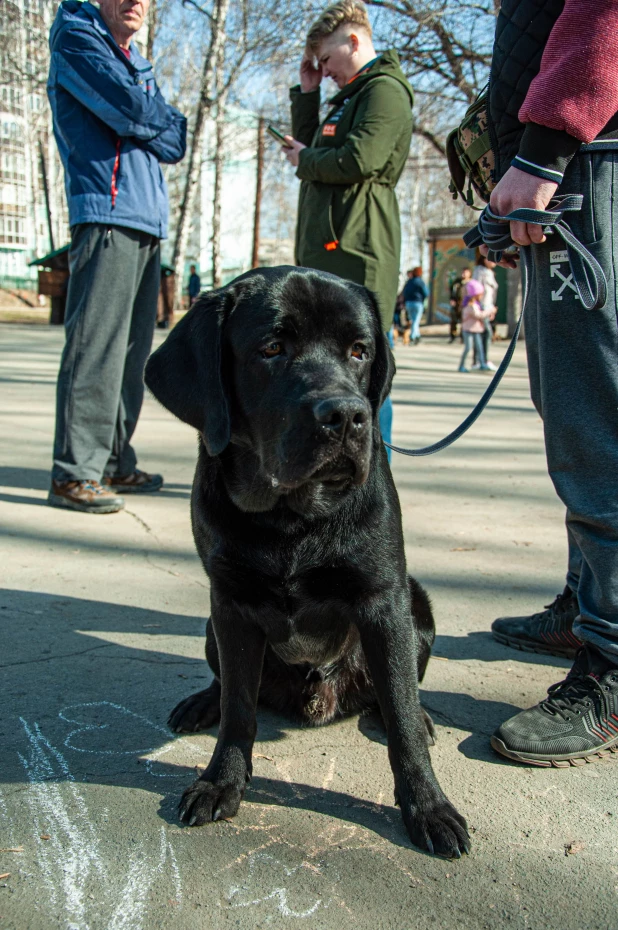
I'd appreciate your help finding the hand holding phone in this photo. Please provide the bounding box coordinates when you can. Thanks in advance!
[267,125,290,146]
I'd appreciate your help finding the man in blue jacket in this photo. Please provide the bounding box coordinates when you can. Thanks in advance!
[47,0,186,514]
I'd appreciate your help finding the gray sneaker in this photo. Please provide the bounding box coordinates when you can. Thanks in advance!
[491,585,581,659]
[491,646,618,767]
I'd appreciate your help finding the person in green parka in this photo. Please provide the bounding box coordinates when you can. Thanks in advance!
[283,0,413,453]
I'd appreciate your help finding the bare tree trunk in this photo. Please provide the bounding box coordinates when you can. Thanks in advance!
[251,116,265,268]
[146,0,157,62]
[211,43,226,289]
[172,0,230,312]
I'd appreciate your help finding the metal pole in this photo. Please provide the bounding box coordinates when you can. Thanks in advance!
[252,116,265,268]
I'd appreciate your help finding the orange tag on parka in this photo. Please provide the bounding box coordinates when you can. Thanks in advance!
[322,124,336,137]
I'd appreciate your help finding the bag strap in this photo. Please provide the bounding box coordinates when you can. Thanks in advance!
[385,196,607,458]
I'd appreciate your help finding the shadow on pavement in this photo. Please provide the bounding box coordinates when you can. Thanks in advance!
[433,631,572,669]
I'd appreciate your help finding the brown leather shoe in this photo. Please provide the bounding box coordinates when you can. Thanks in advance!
[48,479,125,514]
[102,469,163,493]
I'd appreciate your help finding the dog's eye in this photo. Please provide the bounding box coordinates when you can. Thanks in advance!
[262,341,283,358]
[350,343,368,361]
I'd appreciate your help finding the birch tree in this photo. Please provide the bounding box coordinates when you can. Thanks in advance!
[171,0,230,311]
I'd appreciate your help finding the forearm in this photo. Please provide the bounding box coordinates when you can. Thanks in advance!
[139,108,187,163]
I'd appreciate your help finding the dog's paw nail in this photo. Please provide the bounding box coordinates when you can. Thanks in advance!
[189,815,197,826]
[213,808,221,821]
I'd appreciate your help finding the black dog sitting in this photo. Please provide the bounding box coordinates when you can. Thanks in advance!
[145,266,469,858]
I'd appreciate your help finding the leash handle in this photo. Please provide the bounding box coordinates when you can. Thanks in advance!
[464,196,607,311]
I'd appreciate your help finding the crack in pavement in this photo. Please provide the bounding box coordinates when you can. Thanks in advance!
[0,643,113,668]
[124,508,156,537]
[93,655,204,666]
[420,701,492,736]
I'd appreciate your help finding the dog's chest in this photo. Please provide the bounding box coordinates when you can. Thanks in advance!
[259,569,361,667]
[268,613,358,667]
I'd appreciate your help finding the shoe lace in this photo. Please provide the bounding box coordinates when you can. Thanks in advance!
[533,589,573,630]
[541,666,610,721]
[80,480,104,495]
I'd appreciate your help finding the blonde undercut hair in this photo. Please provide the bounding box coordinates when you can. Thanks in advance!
[306,1,372,53]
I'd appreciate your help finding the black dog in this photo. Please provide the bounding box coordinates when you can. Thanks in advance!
[145,266,469,858]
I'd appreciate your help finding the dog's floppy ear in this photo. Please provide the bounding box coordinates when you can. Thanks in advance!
[365,289,395,414]
[144,287,234,456]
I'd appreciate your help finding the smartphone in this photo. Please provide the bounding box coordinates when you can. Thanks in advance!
[267,125,289,145]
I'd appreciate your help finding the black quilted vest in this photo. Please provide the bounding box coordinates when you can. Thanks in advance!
[489,0,565,181]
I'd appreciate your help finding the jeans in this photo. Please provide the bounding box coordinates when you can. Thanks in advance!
[378,329,394,462]
[405,300,423,341]
[52,224,160,482]
[525,147,618,660]
[459,331,486,370]
[379,396,393,463]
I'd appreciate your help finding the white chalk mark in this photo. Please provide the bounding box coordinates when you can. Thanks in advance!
[17,716,182,930]
[108,828,182,930]
[57,700,208,779]
[19,717,105,928]
[225,852,329,918]
[321,758,336,791]
[59,701,171,755]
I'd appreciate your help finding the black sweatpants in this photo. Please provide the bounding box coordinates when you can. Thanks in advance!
[52,224,160,482]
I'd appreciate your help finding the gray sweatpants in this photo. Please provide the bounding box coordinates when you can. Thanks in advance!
[525,147,618,661]
[52,224,160,483]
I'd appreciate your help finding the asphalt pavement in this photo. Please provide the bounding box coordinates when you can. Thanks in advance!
[1,324,616,930]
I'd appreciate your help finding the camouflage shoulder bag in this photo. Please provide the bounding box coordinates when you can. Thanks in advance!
[446,85,496,208]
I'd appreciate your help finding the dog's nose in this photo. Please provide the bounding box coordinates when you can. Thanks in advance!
[313,397,368,437]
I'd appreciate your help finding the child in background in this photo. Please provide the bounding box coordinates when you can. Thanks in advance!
[458,279,494,373]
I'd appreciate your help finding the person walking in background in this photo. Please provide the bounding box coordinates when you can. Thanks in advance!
[458,279,493,373]
[188,264,201,307]
[472,254,499,370]
[402,266,428,345]
[449,266,471,342]
[46,0,186,514]
[283,0,414,458]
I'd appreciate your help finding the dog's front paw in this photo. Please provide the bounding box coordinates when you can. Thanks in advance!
[168,681,221,732]
[179,776,244,826]
[399,787,470,859]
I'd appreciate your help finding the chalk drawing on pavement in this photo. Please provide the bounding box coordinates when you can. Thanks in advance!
[17,715,182,930]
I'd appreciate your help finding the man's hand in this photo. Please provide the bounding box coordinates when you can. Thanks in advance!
[283,136,306,167]
[490,166,558,246]
[300,52,322,93]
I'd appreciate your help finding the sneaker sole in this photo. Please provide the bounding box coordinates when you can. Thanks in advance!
[48,493,124,515]
[490,734,618,768]
[492,630,579,660]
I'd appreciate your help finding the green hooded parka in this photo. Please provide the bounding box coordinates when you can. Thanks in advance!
[290,50,413,331]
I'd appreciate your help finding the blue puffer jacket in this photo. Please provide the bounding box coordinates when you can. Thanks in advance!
[48,1,187,239]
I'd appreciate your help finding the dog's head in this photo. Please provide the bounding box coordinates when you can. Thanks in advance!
[145,266,394,511]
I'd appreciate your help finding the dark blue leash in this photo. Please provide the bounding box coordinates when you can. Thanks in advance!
[385,195,607,457]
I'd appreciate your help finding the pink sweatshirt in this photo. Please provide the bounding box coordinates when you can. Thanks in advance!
[462,300,493,334]
[520,0,618,143]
